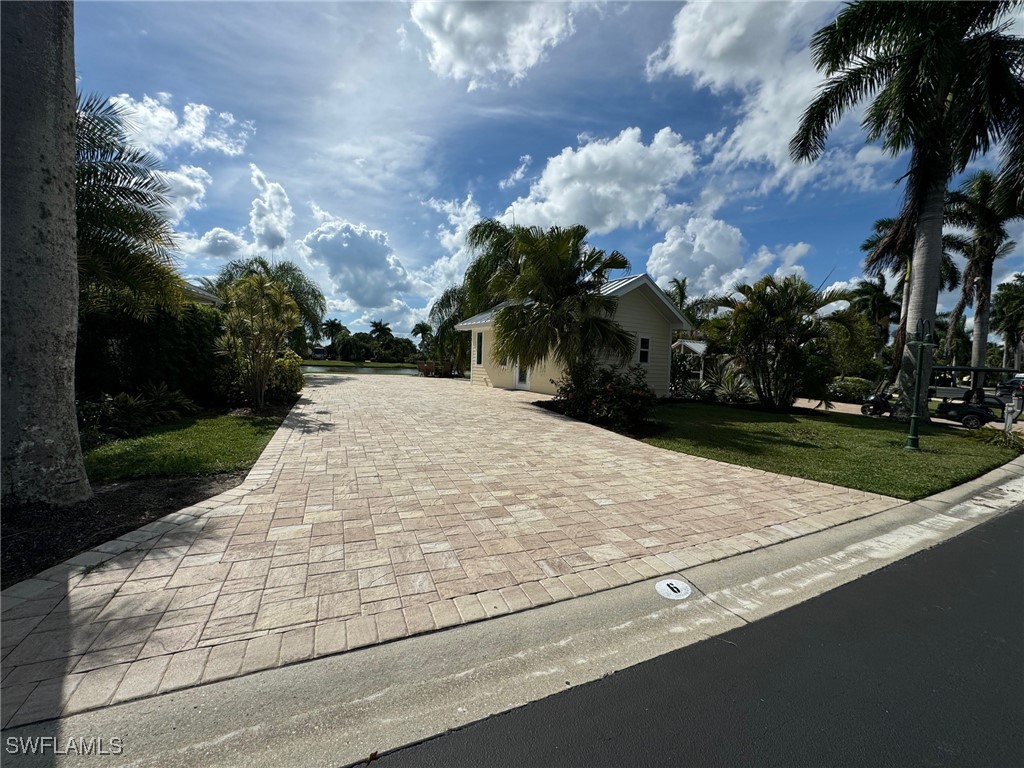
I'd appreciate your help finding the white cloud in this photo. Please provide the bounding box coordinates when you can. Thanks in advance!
[176,227,252,267]
[409,1,578,90]
[421,194,483,294]
[645,1,891,196]
[161,164,212,225]
[504,127,698,234]
[111,93,255,159]
[297,209,415,310]
[248,164,294,252]
[646,215,812,295]
[499,155,532,189]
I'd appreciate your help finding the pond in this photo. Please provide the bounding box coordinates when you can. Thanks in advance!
[300,365,418,376]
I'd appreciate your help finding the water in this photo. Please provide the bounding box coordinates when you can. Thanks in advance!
[301,365,418,376]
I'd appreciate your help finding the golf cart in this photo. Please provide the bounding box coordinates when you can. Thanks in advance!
[932,391,1016,429]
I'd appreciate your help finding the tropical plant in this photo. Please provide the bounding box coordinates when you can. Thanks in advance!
[205,256,325,344]
[664,276,716,339]
[823,307,879,379]
[2,1,92,506]
[429,284,471,373]
[411,321,434,355]
[933,313,972,367]
[554,365,657,433]
[849,274,900,356]
[216,274,300,411]
[321,318,348,360]
[991,273,1024,368]
[488,225,635,385]
[714,275,851,410]
[76,94,185,320]
[792,1,1024,415]
[943,170,1021,381]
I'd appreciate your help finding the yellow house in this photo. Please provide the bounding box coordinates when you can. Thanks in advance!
[454,273,691,397]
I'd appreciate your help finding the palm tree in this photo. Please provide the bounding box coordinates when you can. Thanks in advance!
[792,1,1024,415]
[429,284,471,374]
[217,274,300,412]
[861,216,962,386]
[490,225,634,385]
[76,94,184,319]
[715,275,852,410]
[411,321,433,354]
[369,319,393,341]
[321,318,348,360]
[2,1,92,506]
[991,274,1024,368]
[933,313,972,368]
[943,170,1021,384]
[205,256,326,343]
[849,274,899,358]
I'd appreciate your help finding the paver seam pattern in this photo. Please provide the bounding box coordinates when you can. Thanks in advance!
[1,375,902,728]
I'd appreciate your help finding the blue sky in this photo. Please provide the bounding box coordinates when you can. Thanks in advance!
[75,1,1023,337]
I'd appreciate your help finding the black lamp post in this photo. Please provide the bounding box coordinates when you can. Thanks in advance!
[905,318,937,451]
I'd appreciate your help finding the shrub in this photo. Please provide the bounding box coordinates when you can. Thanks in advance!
[266,350,305,404]
[76,384,197,449]
[555,364,657,433]
[677,378,714,402]
[711,363,755,404]
[827,376,875,404]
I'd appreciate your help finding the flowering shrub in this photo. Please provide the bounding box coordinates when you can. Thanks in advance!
[555,364,657,433]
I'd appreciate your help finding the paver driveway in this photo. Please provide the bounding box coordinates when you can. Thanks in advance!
[1,375,900,727]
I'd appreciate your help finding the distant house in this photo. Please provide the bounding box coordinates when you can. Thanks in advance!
[183,283,224,307]
[454,273,691,397]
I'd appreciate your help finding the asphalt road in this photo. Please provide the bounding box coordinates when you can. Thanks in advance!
[377,505,1024,768]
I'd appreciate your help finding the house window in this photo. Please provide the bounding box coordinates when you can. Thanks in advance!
[639,337,650,364]
[476,332,483,365]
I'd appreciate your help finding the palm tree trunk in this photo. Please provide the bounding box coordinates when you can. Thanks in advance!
[1,1,92,506]
[970,289,991,389]
[895,182,946,420]
[883,264,913,391]
[1003,335,1009,368]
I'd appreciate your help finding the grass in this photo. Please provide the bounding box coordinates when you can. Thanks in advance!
[84,411,285,483]
[644,403,1021,500]
[301,360,416,369]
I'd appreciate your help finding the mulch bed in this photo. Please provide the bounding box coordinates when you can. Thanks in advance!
[1,471,247,589]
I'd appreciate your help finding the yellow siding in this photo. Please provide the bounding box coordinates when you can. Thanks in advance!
[467,283,674,397]
[471,329,515,389]
[606,289,673,397]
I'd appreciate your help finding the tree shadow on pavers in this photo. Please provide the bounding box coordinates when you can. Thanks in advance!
[2,571,71,763]
[0,511,222,741]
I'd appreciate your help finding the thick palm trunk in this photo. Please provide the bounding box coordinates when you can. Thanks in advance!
[970,288,991,389]
[1,1,91,506]
[895,183,946,420]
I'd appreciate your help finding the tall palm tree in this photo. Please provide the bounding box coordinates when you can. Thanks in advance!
[991,274,1024,368]
[369,319,393,341]
[321,318,348,360]
[490,225,634,384]
[792,1,1024,415]
[2,1,92,506]
[411,321,433,354]
[849,274,900,358]
[943,170,1021,383]
[76,94,184,319]
[861,216,962,387]
[715,275,852,410]
[205,256,326,343]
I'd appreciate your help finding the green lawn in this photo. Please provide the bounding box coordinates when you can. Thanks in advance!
[84,412,285,483]
[644,403,1020,500]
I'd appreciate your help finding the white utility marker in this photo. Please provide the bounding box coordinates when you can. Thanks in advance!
[655,579,692,600]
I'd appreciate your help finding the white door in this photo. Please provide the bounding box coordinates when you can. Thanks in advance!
[514,363,530,390]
